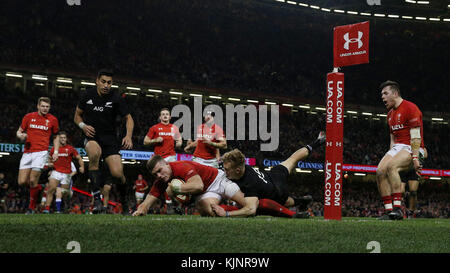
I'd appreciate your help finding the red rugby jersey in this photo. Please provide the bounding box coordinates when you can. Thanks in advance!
[20,112,59,153]
[150,161,218,198]
[387,99,424,148]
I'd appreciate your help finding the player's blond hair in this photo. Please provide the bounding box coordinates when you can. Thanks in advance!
[37,97,51,105]
[222,149,246,169]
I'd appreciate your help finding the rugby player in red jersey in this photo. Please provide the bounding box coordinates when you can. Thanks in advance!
[44,131,84,213]
[16,97,60,214]
[133,174,149,208]
[184,112,226,168]
[132,155,250,217]
[144,108,182,162]
[376,81,425,220]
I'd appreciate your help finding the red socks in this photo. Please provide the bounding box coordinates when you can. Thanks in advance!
[382,193,403,213]
[258,199,296,218]
[28,184,42,210]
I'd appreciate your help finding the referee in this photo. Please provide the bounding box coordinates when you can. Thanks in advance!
[74,69,134,215]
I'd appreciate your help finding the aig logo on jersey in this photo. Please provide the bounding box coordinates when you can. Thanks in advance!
[93,106,104,112]
[333,21,369,67]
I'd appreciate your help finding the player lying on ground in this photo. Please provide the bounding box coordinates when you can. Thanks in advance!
[211,131,326,218]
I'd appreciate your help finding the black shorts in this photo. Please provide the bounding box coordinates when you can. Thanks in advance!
[84,134,121,159]
[267,165,290,205]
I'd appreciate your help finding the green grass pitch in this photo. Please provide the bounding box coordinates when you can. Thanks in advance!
[0,214,448,253]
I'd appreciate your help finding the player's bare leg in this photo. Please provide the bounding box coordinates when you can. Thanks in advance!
[407,179,419,212]
[44,178,59,213]
[386,150,412,220]
[376,154,393,219]
[102,184,111,213]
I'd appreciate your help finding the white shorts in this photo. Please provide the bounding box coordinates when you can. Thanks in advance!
[192,157,219,168]
[195,170,240,204]
[19,151,48,170]
[164,155,177,163]
[49,170,72,185]
[135,192,145,200]
[386,144,425,158]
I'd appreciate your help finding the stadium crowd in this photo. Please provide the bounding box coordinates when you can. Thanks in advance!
[0,0,449,112]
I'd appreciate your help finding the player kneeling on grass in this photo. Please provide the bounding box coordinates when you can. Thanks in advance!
[133,155,254,217]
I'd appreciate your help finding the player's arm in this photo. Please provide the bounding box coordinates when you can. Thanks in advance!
[143,135,163,146]
[204,137,227,149]
[16,127,27,142]
[132,194,159,216]
[212,195,259,217]
[389,133,395,150]
[121,114,134,149]
[169,174,204,195]
[52,134,60,162]
[74,106,95,137]
[410,127,422,175]
[184,139,197,153]
[74,154,85,174]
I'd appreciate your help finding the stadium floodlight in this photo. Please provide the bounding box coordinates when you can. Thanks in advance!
[354,173,366,176]
[209,95,222,99]
[275,0,285,2]
[169,91,183,95]
[286,1,296,5]
[362,112,373,116]
[388,14,400,18]
[429,18,440,21]
[299,105,310,109]
[347,110,358,114]
[81,81,96,86]
[315,107,326,111]
[405,0,416,3]
[415,17,427,20]
[334,9,345,13]
[347,11,358,15]
[32,74,48,81]
[310,5,320,10]
[360,12,372,16]
[298,3,309,7]
[189,93,202,97]
[432,118,444,121]
[228,97,240,101]
[5,72,23,78]
[126,86,140,91]
[402,16,413,19]
[0,152,10,155]
[444,19,450,22]
[429,177,441,180]
[111,85,119,88]
[125,92,138,96]
[148,88,162,93]
[265,101,276,105]
[417,1,429,4]
[56,77,72,83]
[377,114,387,117]
[321,8,331,12]
[282,103,293,107]
[374,13,386,17]
[247,99,259,103]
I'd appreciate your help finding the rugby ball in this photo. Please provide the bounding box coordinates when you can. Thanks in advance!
[170,178,191,205]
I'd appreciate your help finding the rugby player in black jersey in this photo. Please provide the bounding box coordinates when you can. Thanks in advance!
[74,69,134,214]
[212,132,325,218]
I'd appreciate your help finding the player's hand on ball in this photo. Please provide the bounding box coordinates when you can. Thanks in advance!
[166,182,174,197]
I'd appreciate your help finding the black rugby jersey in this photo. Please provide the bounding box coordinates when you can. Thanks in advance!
[233,165,280,201]
[77,88,130,135]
